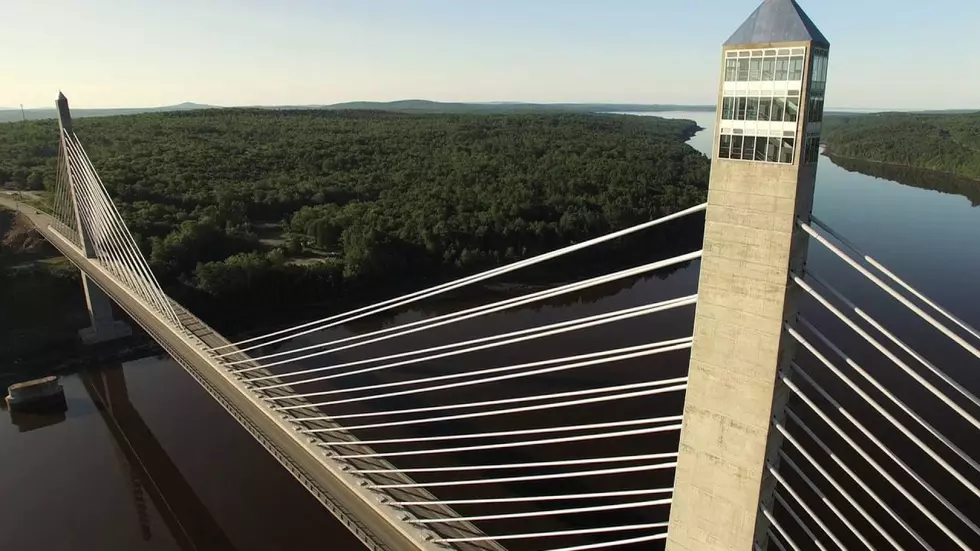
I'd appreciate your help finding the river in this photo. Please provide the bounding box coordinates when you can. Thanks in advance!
[2,111,978,551]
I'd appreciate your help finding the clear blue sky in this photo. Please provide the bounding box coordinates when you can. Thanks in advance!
[4,0,978,110]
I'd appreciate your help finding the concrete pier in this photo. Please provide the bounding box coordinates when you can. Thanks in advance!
[5,375,66,412]
[78,273,133,344]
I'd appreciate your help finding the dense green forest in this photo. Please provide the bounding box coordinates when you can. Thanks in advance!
[822,111,980,181]
[0,110,708,324]
[0,100,716,123]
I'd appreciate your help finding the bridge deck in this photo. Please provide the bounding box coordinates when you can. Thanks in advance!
[1,197,502,551]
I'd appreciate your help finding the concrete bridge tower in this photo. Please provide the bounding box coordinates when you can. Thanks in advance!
[666,1,829,550]
[56,93,133,344]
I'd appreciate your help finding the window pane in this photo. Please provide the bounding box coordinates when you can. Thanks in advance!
[743,137,756,160]
[725,60,738,81]
[785,97,800,122]
[746,97,759,121]
[719,135,732,159]
[789,56,805,80]
[755,135,768,161]
[722,97,735,119]
[772,98,786,122]
[775,58,789,80]
[780,138,795,164]
[736,97,748,120]
[749,59,763,81]
[762,58,775,81]
[731,136,744,160]
[737,59,750,81]
[767,138,782,162]
[757,98,772,121]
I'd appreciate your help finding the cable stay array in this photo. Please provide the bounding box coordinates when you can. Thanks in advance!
[760,218,980,551]
[212,203,706,357]
[51,129,181,326]
[205,203,708,550]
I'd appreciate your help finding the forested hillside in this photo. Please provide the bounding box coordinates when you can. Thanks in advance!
[0,109,708,322]
[822,111,980,181]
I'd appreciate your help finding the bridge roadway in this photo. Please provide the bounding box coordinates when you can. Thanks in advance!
[0,196,505,551]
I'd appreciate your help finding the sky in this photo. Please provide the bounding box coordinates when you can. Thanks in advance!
[3,0,978,110]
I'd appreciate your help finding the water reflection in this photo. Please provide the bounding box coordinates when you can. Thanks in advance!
[828,154,980,207]
[81,366,236,551]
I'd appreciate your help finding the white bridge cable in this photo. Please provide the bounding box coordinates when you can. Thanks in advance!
[67,145,166,317]
[784,407,937,551]
[264,337,692,408]
[326,423,681,459]
[68,149,174,323]
[781,367,979,543]
[773,492,830,551]
[279,339,692,412]
[409,497,672,523]
[811,215,980,344]
[791,317,980,480]
[387,487,673,506]
[796,275,980,432]
[776,451,872,551]
[52,145,72,232]
[70,134,180,324]
[226,250,702,367]
[67,133,177,325]
[52,148,74,237]
[351,452,676,474]
[297,380,685,422]
[761,504,803,551]
[319,416,682,448]
[800,220,980,359]
[775,419,906,550]
[769,462,848,550]
[370,462,675,489]
[64,136,176,322]
[213,202,708,353]
[805,270,980,412]
[435,522,667,543]
[64,143,148,300]
[542,533,668,551]
[245,294,697,383]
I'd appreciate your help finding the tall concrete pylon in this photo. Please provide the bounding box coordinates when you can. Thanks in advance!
[56,93,133,344]
[666,1,829,550]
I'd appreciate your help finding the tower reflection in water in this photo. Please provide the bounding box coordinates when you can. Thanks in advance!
[4,365,236,551]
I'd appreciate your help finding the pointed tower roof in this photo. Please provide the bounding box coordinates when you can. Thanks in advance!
[725,0,828,47]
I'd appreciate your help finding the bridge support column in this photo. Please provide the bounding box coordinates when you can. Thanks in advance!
[666,2,830,550]
[56,93,132,345]
[78,273,132,344]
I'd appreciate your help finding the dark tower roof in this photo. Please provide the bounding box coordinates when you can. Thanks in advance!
[725,0,828,46]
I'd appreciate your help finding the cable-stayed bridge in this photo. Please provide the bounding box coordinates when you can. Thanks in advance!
[7,2,980,549]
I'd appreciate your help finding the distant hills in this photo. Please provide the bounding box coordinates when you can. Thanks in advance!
[0,99,715,123]
[2,99,974,124]
[0,102,216,123]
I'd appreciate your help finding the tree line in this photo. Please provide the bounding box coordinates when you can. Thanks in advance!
[0,109,708,324]
[822,111,980,181]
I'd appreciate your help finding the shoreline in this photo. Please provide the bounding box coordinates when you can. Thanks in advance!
[822,146,980,185]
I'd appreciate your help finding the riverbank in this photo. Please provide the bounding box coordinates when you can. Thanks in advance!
[821,111,980,181]
[0,205,162,376]
[823,147,980,185]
